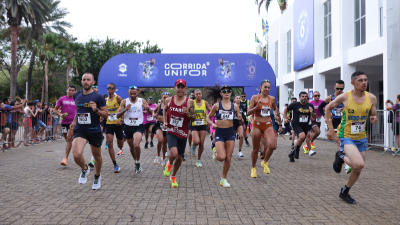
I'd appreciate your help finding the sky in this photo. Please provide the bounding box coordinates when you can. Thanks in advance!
[59,0,268,54]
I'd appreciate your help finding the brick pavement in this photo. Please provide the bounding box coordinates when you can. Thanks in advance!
[1,135,400,225]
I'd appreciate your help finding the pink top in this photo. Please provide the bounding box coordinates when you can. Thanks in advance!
[309,100,323,121]
[56,96,76,124]
[143,103,157,125]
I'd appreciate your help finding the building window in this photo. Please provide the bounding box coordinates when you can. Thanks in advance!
[275,41,278,77]
[380,0,383,37]
[355,0,366,46]
[287,30,291,73]
[324,0,332,58]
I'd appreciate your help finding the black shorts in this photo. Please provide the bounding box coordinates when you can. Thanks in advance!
[215,127,235,143]
[233,119,241,131]
[332,118,341,130]
[152,122,167,137]
[73,129,103,148]
[311,121,321,129]
[392,123,400,135]
[167,133,187,156]
[144,122,155,130]
[190,124,207,132]
[105,124,124,140]
[292,123,311,136]
[124,124,145,140]
[61,123,71,134]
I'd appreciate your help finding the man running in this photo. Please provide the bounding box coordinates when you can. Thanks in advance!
[233,96,245,157]
[117,85,152,173]
[187,90,195,153]
[105,83,123,173]
[152,93,169,166]
[326,71,377,204]
[56,85,77,166]
[163,79,195,188]
[284,92,316,162]
[190,89,212,168]
[288,97,297,148]
[240,92,251,147]
[304,91,323,155]
[143,97,156,149]
[71,73,107,190]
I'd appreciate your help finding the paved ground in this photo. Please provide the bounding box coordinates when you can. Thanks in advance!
[1,134,400,225]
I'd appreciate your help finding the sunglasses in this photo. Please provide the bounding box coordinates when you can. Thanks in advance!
[148,98,153,100]
[261,79,271,84]
[129,86,137,90]
[241,96,246,98]
[221,89,232,94]
[107,87,115,90]
[163,92,170,95]
[335,87,344,90]
[313,95,320,97]
[92,86,98,88]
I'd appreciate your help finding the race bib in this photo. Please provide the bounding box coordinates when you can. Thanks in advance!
[219,110,233,120]
[62,127,67,134]
[77,113,91,124]
[127,118,139,126]
[194,119,205,126]
[147,116,153,121]
[299,115,309,123]
[160,123,167,131]
[108,113,117,121]
[260,106,271,117]
[351,121,365,134]
[334,108,342,117]
[316,117,321,122]
[170,115,183,127]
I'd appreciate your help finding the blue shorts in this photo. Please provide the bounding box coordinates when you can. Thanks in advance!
[214,127,235,143]
[52,118,59,127]
[340,138,368,152]
[37,120,46,128]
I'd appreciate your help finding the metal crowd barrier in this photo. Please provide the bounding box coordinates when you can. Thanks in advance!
[368,109,400,157]
[0,109,63,152]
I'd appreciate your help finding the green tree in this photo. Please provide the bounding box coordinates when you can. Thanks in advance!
[63,41,83,88]
[256,0,286,14]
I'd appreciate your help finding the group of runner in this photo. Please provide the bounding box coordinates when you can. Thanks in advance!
[55,71,377,204]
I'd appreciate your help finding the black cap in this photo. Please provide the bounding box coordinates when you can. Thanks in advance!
[221,85,231,90]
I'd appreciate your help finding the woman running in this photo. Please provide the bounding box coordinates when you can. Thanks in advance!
[152,92,170,166]
[248,80,282,178]
[233,95,245,157]
[206,85,243,188]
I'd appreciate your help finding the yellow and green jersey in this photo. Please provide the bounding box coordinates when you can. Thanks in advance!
[192,100,206,126]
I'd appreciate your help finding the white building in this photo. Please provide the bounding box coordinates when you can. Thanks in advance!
[269,0,400,139]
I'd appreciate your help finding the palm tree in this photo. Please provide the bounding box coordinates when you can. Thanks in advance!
[256,0,286,14]
[0,0,49,100]
[63,41,82,88]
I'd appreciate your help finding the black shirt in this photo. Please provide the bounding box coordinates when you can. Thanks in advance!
[287,102,315,126]
[239,100,248,119]
[73,91,106,133]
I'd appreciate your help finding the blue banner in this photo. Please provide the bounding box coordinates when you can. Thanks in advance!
[293,0,314,71]
[98,53,276,100]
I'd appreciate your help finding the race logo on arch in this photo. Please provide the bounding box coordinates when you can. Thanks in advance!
[246,59,256,80]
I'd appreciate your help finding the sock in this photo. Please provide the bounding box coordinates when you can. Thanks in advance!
[239,149,241,152]
[113,161,117,166]
[157,154,160,156]
[296,145,300,151]
[245,138,248,141]
[162,157,165,159]
[95,174,100,178]
[342,185,350,194]
[136,161,140,164]
[91,155,94,161]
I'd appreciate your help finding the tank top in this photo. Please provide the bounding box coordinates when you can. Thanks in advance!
[331,94,343,119]
[239,100,248,117]
[106,94,121,124]
[167,96,190,138]
[24,107,31,117]
[192,100,206,126]
[337,91,371,140]
[143,103,157,124]
[310,100,323,122]
[158,103,164,116]
[124,98,144,126]
[216,101,235,120]
[254,95,273,118]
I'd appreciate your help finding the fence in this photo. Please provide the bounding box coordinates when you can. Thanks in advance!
[0,109,63,151]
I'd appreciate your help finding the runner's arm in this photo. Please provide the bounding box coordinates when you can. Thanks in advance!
[234,104,244,125]
[206,104,218,126]
[96,106,108,119]
[163,97,171,126]
[117,96,123,105]
[319,96,331,117]
[205,101,212,113]
[271,96,281,124]
[369,93,378,124]
[247,95,258,116]
[153,104,160,118]
[187,99,196,121]
[325,94,346,130]
[116,99,126,118]
[142,99,152,114]
[53,105,63,116]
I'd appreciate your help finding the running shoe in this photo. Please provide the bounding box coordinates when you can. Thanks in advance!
[170,176,178,188]
[289,136,292,140]
[182,154,186,161]
[212,147,218,163]
[161,158,167,166]
[220,178,231,188]
[105,143,108,149]
[60,158,68,166]
[191,145,196,156]
[150,141,154,148]
[288,150,295,162]
[291,143,294,149]
[135,163,142,173]
[92,174,101,190]
[294,148,300,159]
[260,153,264,159]
[195,160,203,168]
[163,162,172,177]
[333,151,345,173]
[238,151,244,157]
[344,164,352,174]
[303,145,309,154]
[79,165,90,184]
[165,152,169,157]
[154,155,160,164]
[251,167,257,178]
[309,150,316,156]
[114,165,120,173]
[261,160,266,167]
[262,161,270,174]
[310,142,316,150]
[339,189,356,204]
[88,159,95,168]
[117,150,123,155]
[144,142,149,149]
[245,139,250,147]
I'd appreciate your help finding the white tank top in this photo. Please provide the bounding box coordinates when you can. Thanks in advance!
[24,107,31,117]
[124,98,144,126]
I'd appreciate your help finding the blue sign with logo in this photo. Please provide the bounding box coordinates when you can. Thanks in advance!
[293,0,314,71]
[98,53,276,100]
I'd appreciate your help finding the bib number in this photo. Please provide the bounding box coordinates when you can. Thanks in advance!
[316,117,321,122]
[170,115,183,127]
[351,121,365,134]
[62,127,67,134]
[299,115,309,123]
[219,110,233,120]
[260,106,271,117]
[194,119,205,126]
[127,118,139,126]
[334,108,342,117]
[147,116,153,121]
[77,113,91,124]
[108,113,117,121]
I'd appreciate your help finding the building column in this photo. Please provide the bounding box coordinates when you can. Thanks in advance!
[340,0,356,91]
[279,84,289,113]
[293,72,304,100]
[313,69,326,137]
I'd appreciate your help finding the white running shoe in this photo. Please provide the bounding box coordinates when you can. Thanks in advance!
[238,151,244,157]
[165,152,169,157]
[92,174,101,190]
[154,155,160,164]
[79,165,90,184]
[309,150,316,156]
[161,158,167,166]
[294,140,297,146]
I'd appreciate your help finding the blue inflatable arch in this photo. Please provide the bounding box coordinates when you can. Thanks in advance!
[98,53,276,100]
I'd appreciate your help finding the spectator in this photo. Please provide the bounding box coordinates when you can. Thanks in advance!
[2,97,26,149]
[9,100,25,148]
[385,95,400,149]
[24,102,37,146]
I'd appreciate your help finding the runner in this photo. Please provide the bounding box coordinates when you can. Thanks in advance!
[304,91,323,155]
[248,80,281,177]
[71,73,107,190]
[233,95,245,157]
[116,85,152,173]
[288,97,297,148]
[206,85,243,187]
[240,92,251,147]
[143,97,156,149]
[105,83,123,173]
[162,79,195,188]
[283,92,316,162]
[187,90,196,157]
[152,93,169,166]
[56,85,77,166]
[326,71,377,204]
